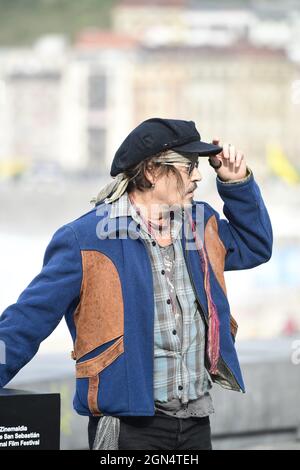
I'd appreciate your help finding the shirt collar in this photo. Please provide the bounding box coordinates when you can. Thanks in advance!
[109,191,131,219]
[109,192,184,240]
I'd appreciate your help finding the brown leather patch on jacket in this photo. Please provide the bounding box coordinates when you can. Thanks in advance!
[204,215,238,339]
[230,315,238,339]
[73,250,124,361]
[204,214,227,296]
[88,375,101,416]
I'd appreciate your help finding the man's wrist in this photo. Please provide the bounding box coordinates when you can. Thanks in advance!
[217,167,252,184]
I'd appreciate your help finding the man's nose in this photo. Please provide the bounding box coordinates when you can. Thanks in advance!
[191,167,202,182]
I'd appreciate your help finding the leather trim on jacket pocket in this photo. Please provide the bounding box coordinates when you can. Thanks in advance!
[76,336,124,416]
[88,375,101,416]
[76,336,124,378]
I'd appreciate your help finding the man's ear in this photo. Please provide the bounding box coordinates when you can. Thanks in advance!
[145,163,157,186]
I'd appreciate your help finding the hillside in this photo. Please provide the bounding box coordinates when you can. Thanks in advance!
[0,0,118,46]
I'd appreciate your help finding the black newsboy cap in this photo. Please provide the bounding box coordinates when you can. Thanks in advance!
[110,117,222,177]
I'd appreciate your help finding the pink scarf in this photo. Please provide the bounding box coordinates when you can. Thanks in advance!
[187,213,220,375]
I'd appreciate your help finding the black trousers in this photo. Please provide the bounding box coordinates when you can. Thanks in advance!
[88,411,212,450]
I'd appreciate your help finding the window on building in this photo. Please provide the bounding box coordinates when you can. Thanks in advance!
[88,73,106,110]
[87,127,106,171]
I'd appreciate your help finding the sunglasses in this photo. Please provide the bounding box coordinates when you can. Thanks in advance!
[160,161,199,176]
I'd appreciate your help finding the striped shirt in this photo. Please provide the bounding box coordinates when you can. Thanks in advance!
[109,192,214,418]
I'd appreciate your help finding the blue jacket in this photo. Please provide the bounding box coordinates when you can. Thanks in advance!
[0,172,272,417]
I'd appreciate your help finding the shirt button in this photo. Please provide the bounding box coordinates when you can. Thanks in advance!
[178,385,183,391]
[161,270,165,275]
[172,330,177,335]
[167,299,171,304]
[152,241,156,246]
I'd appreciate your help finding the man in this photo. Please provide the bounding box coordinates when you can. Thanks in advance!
[0,118,272,450]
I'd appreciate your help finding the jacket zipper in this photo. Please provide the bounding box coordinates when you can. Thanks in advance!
[183,235,242,392]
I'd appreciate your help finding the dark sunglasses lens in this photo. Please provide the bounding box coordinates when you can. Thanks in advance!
[188,161,198,175]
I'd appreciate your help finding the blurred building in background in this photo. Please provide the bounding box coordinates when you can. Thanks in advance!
[0,0,300,178]
[0,34,137,176]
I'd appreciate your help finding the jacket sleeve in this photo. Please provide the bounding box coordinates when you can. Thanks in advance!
[205,170,273,271]
[0,225,82,387]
